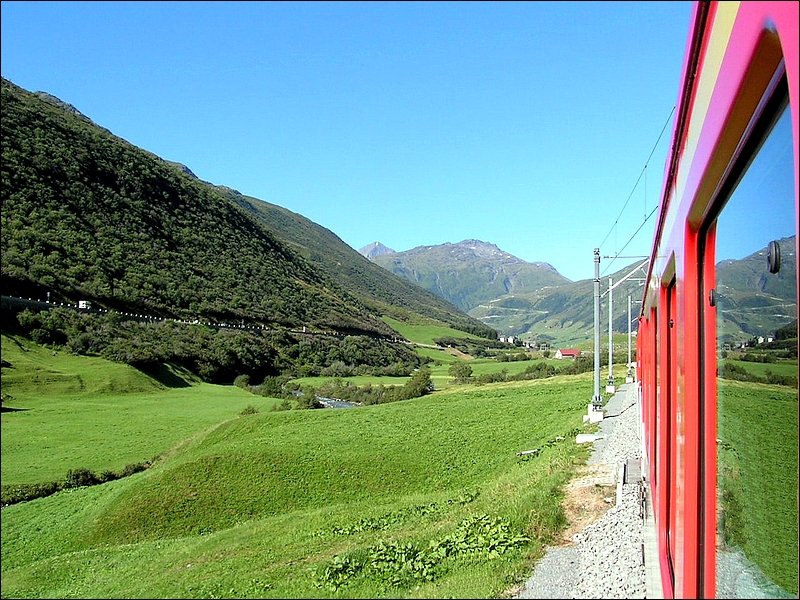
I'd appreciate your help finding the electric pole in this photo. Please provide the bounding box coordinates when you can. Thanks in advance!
[607,277,615,393]
[626,294,634,383]
[592,248,602,410]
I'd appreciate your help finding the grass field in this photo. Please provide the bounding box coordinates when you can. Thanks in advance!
[717,379,798,594]
[382,316,483,346]
[414,346,462,364]
[290,356,590,394]
[719,358,798,379]
[1,334,598,598]
[1,334,280,486]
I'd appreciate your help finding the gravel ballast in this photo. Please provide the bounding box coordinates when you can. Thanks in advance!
[515,382,647,599]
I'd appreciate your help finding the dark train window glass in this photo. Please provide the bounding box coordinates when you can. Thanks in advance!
[712,104,798,598]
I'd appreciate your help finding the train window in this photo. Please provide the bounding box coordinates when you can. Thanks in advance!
[710,101,798,598]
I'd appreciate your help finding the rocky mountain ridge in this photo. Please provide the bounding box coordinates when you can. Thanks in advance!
[365,236,797,346]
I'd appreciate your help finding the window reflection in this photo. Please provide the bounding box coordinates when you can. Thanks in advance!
[713,104,798,598]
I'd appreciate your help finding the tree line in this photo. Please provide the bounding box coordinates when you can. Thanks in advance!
[9,306,427,384]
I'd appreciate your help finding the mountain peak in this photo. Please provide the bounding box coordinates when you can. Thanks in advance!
[452,239,523,263]
[359,241,395,260]
[370,239,571,313]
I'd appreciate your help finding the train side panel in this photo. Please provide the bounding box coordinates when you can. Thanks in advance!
[638,2,799,598]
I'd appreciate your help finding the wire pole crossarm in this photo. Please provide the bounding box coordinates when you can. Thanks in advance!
[600,259,650,297]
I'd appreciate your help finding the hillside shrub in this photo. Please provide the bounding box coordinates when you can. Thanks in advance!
[271,398,291,411]
[64,467,99,488]
[764,370,798,388]
[524,362,557,379]
[558,356,594,375]
[741,352,777,363]
[474,369,508,385]
[717,363,797,387]
[448,362,473,383]
[719,362,756,382]
[1,460,152,506]
[1,481,61,507]
[120,461,150,477]
[295,394,324,410]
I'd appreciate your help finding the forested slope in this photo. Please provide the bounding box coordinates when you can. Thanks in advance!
[1,77,390,336]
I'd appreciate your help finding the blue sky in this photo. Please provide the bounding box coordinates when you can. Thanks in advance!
[1,1,693,282]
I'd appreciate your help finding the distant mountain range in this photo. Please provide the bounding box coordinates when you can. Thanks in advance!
[363,237,796,347]
[369,240,569,313]
[715,236,797,343]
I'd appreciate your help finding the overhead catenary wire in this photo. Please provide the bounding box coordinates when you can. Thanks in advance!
[602,204,659,276]
[597,105,676,274]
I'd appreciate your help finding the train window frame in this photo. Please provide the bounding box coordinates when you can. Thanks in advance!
[698,66,796,598]
[699,66,789,228]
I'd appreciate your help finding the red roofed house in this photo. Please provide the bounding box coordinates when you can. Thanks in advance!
[555,348,581,360]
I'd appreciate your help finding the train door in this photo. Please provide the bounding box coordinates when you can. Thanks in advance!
[666,280,677,592]
[649,307,658,488]
[700,77,798,598]
[658,278,677,595]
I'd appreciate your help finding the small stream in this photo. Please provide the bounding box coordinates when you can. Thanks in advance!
[316,396,361,409]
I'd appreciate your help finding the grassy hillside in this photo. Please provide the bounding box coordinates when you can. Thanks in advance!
[1,334,278,486]
[2,344,596,598]
[473,260,648,346]
[381,316,484,346]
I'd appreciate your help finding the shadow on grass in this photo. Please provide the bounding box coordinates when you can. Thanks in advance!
[135,362,194,388]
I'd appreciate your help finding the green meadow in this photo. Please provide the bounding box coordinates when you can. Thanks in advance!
[290,357,578,394]
[381,316,483,346]
[1,333,600,598]
[719,357,798,379]
[717,379,799,595]
[1,335,279,486]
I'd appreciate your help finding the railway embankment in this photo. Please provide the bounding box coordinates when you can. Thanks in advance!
[515,382,656,599]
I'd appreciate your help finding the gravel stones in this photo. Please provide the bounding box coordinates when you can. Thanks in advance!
[515,383,646,599]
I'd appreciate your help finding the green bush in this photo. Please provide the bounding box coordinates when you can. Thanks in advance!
[2,460,153,507]
[233,374,250,388]
[1,481,61,506]
[64,467,99,488]
[448,362,473,383]
[316,514,529,591]
[121,462,149,477]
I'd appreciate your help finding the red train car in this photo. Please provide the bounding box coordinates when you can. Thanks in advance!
[636,1,798,598]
